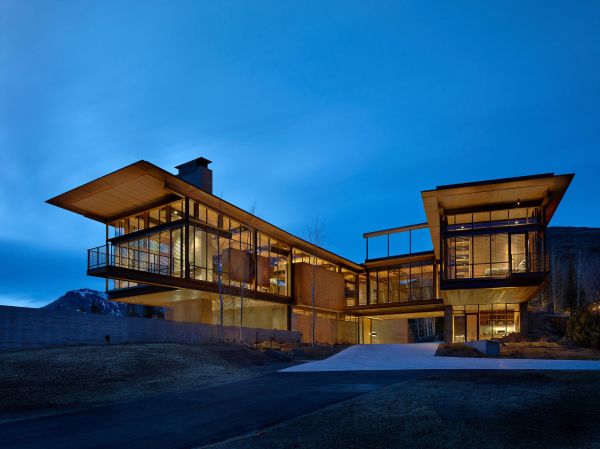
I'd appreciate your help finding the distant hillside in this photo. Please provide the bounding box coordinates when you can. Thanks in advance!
[547,227,600,256]
[533,226,600,312]
[42,289,164,318]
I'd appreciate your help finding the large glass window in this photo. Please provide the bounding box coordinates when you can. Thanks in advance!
[257,233,289,296]
[445,230,543,279]
[369,272,377,304]
[446,207,541,232]
[344,270,357,307]
[368,261,435,304]
[511,233,526,273]
[472,235,490,278]
[105,199,296,297]
[358,274,367,305]
[452,303,520,341]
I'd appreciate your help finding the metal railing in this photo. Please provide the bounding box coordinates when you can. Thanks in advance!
[88,244,182,277]
[445,254,549,280]
[87,245,288,294]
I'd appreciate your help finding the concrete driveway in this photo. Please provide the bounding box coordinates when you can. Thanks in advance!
[283,343,600,372]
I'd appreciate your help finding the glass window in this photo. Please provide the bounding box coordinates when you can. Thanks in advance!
[493,303,507,338]
[455,213,472,230]
[421,263,434,299]
[490,233,509,276]
[388,268,399,302]
[473,235,490,277]
[472,211,490,228]
[478,304,492,340]
[453,314,466,343]
[446,236,470,279]
[369,272,377,305]
[377,269,389,303]
[509,208,527,223]
[358,274,367,305]
[409,264,421,301]
[398,265,409,302]
[511,234,526,272]
[344,271,357,307]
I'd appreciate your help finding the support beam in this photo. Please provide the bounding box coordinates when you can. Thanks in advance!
[444,305,453,343]
[520,301,529,339]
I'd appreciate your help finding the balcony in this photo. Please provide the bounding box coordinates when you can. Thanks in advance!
[445,254,548,281]
[87,244,181,277]
[87,244,292,304]
[441,254,549,293]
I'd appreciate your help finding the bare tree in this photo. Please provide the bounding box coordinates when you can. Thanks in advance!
[239,202,257,343]
[214,192,226,341]
[306,217,325,347]
[587,257,600,303]
[549,249,564,314]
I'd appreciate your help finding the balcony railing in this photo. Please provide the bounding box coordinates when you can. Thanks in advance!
[87,244,288,296]
[445,254,549,280]
[88,244,182,277]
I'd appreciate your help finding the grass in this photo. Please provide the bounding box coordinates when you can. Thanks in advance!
[0,342,294,423]
[225,371,600,449]
[436,341,600,360]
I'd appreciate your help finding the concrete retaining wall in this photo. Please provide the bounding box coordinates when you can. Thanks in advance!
[0,305,302,351]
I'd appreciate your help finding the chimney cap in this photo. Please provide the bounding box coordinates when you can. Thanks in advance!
[175,157,212,170]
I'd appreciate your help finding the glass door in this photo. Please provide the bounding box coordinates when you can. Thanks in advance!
[466,314,478,341]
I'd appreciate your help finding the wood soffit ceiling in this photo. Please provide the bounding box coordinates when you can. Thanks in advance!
[421,173,574,259]
[47,160,364,272]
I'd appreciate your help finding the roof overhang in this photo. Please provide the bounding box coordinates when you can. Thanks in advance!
[421,173,574,259]
[346,299,445,317]
[47,160,363,272]
[364,251,434,269]
[442,285,541,305]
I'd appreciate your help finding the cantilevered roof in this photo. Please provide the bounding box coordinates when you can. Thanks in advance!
[421,172,574,259]
[47,160,364,272]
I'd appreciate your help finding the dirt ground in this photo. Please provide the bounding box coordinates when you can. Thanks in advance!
[0,342,293,423]
[227,371,600,449]
[437,341,600,360]
[501,341,600,359]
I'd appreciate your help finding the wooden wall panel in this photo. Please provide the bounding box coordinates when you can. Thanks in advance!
[293,262,345,311]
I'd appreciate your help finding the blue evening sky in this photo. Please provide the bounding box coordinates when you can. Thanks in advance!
[1,1,599,307]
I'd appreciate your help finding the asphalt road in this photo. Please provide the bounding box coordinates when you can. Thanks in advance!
[1,370,421,449]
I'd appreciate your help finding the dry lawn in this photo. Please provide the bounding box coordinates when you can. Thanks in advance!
[437,341,600,360]
[227,371,600,449]
[0,342,292,423]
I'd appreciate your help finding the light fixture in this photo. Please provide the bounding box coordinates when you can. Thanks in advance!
[516,199,521,206]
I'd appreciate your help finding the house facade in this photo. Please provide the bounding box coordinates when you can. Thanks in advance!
[47,158,573,344]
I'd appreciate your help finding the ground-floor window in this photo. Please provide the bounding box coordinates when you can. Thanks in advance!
[452,303,520,342]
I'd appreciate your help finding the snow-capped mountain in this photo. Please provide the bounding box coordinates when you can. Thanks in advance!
[42,289,163,318]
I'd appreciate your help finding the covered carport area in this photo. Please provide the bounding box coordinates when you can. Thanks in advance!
[347,301,446,344]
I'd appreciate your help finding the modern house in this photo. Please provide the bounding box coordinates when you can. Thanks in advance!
[47,158,573,344]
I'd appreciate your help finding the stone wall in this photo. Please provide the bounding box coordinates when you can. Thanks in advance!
[0,305,302,351]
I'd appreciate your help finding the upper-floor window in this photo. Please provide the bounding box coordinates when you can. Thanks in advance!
[444,230,545,279]
[445,207,542,232]
[366,261,434,305]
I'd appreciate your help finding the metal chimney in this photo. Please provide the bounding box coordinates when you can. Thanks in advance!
[175,157,213,193]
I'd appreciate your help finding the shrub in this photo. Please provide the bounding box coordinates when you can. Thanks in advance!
[566,308,600,349]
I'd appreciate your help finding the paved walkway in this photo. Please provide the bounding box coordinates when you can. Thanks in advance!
[283,343,600,372]
[1,370,418,449]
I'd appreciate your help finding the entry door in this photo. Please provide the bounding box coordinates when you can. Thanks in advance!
[466,314,478,341]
